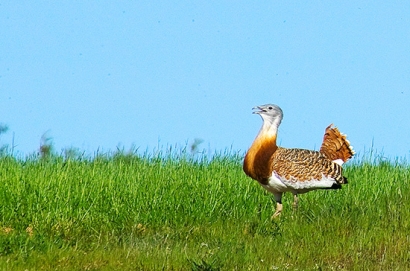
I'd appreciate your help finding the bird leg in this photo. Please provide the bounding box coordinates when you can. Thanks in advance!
[271,201,283,219]
[271,193,283,219]
[292,194,299,209]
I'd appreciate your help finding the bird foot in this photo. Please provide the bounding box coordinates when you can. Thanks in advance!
[271,210,282,219]
[271,200,283,219]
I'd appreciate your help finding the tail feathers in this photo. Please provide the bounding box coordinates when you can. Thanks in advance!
[322,183,342,190]
[320,124,355,163]
[323,177,348,190]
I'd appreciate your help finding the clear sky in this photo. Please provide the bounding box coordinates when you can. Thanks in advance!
[1,1,410,160]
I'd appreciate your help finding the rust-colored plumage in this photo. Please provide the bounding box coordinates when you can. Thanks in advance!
[320,124,355,162]
[243,104,354,218]
[243,134,277,185]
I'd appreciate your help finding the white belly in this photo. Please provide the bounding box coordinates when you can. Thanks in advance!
[261,173,290,194]
[261,171,336,195]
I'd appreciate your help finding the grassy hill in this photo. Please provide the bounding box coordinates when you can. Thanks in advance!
[0,150,409,270]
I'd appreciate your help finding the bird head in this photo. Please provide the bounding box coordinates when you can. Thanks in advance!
[252,104,283,126]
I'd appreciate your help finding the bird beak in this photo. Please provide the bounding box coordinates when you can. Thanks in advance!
[252,106,264,114]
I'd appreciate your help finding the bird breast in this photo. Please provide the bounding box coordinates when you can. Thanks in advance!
[243,135,277,184]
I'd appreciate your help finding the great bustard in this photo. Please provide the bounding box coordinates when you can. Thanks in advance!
[243,104,354,218]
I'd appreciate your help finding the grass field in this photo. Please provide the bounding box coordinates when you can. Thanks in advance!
[0,149,409,270]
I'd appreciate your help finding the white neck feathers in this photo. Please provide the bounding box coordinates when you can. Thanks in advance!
[259,115,281,138]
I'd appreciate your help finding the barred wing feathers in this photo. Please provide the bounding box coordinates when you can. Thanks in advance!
[269,148,347,190]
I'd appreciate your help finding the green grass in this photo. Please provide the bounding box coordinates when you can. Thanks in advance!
[0,150,410,270]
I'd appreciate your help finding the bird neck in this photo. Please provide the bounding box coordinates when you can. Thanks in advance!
[260,117,280,138]
[243,121,279,183]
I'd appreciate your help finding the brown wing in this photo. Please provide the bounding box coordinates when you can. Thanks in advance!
[320,124,355,162]
[271,148,346,184]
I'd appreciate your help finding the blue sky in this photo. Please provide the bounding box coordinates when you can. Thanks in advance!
[1,1,410,159]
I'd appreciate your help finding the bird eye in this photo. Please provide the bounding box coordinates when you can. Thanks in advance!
[268,106,273,110]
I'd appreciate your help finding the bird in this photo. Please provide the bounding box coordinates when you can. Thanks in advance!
[243,104,355,218]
